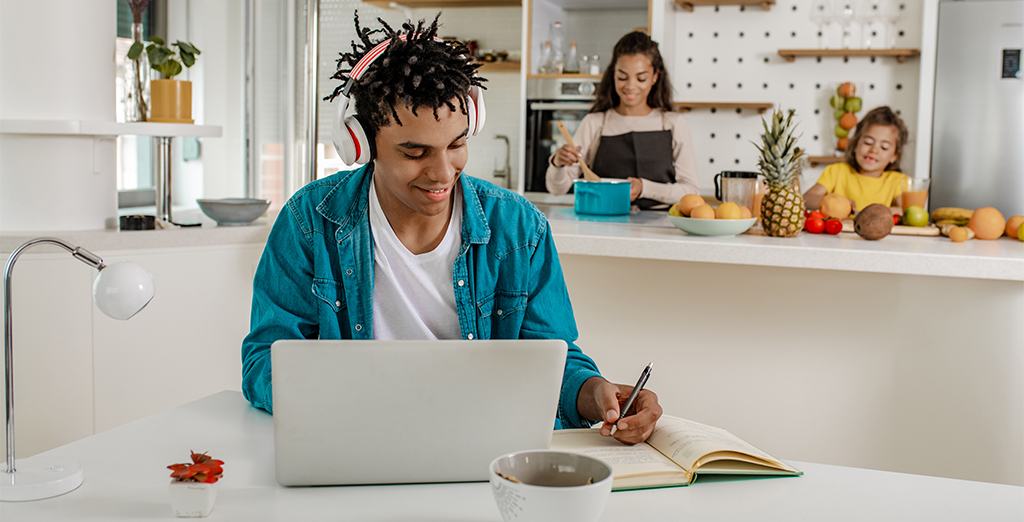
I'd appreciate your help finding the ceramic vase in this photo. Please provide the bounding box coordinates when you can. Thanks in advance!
[169,480,217,518]
[125,22,150,122]
[150,79,194,124]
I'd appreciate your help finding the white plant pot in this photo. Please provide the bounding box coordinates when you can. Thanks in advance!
[169,481,218,518]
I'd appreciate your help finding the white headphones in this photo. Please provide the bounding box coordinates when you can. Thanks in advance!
[331,35,487,165]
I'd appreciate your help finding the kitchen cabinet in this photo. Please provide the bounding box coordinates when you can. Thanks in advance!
[1,226,265,458]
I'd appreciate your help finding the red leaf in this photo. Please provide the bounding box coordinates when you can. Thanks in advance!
[168,463,189,471]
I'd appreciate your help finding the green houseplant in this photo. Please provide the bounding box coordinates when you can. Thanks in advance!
[128,37,201,123]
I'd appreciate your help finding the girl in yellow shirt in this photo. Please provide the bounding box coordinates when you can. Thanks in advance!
[804,107,909,213]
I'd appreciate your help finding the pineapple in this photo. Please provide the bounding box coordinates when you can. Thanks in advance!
[756,109,805,237]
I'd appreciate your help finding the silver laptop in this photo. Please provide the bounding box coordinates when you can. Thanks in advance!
[271,339,568,486]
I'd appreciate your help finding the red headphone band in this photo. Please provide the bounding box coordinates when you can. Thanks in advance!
[349,34,447,82]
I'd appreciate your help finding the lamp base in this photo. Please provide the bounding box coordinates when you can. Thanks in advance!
[1,457,83,501]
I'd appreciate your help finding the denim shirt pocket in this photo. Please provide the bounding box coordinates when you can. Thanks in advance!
[309,278,346,311]
[476,290,528,339]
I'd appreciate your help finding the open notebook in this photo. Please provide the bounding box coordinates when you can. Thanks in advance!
[551,415,802,491]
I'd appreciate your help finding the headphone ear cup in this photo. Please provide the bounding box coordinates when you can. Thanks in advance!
[467,85,486,136]
[343,115,372,165]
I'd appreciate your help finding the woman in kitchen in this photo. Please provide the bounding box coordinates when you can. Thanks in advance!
[545,31,699,210]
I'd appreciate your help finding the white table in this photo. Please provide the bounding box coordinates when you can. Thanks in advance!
[2,391,1020,521]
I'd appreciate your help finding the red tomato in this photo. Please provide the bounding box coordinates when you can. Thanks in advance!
[805,217,825,234]
[809,210,825,221]
[824,218,843,235]
[893,214,902,226]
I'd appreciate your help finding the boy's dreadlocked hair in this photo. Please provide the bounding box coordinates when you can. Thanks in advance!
[324,12,486,141]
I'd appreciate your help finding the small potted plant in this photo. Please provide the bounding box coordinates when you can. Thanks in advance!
[167,451,224,518]
[129,37,201,123]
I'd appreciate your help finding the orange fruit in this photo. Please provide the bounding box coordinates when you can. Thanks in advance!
[949,226,969,243]
[715,201,742,219]
[690,204,715,220]
[1005,215,1024,238]
[836,137,849,151]
[968,207,1006,240]
[819,193,852,220]
[678,194,706,216]
[839,82,856,97]
[739,205,752,219]
[839,112,857,130]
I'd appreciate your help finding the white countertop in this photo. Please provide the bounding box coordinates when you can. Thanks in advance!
[2,391,1019,521]
[3,205,1021,281]
[541,206,1024,282]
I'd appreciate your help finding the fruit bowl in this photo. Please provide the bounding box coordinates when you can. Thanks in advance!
[667,214,756,237]
[197,198,271,226]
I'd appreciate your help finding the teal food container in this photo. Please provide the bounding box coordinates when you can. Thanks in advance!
[573,180,631,215]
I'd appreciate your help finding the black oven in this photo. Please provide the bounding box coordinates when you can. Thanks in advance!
[524,78,597,195]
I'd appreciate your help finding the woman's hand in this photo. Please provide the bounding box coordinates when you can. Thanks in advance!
[577,377,663,445]
[627,177,643,201]
[553,144,581,168]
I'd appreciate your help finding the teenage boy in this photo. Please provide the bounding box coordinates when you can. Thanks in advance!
[241,14,662,444]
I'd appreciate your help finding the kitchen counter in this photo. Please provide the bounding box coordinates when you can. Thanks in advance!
[3,205,1021,281]
[538,205,1024,282]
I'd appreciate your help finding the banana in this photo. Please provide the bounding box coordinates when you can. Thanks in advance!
[931,207,974,222]
[935,218,970,227]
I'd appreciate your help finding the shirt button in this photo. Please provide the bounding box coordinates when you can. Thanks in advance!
[467,333,474,340]
[355,324,362,331]
[496,309,503,316]
[457,280,465,287]
[346,269,353,275]
[335,300,341,307]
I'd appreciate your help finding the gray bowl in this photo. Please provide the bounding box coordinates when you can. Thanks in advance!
[197,198,271,226]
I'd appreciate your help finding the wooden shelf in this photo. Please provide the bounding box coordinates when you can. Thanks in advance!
[673,102,773,114]
[1,119,222,138]
[474,60,521,72]
[807,155,844,167]
[365,0,520,8]
[674,0,774,12]
[778,49,921,63]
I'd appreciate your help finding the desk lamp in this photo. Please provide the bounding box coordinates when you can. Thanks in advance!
[1,237,155,501]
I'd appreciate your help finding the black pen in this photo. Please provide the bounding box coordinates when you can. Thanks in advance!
[610,362,653,436]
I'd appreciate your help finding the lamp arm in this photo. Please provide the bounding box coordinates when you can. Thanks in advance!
[5,238,105,475]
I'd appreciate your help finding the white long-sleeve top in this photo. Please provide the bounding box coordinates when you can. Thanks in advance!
[545,109,700,205]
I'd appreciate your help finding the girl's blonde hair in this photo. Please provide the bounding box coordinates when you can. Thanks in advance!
[844,106,909,172]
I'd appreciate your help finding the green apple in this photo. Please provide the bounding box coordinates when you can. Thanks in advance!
[830,94,844,109]
[835,124,850,138]
[903,205,929,227]
[834,107,846,120]
[844,96,862,113]
[1018,220,1024,241]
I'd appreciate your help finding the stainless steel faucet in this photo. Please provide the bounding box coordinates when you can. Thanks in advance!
[493,135,511,189]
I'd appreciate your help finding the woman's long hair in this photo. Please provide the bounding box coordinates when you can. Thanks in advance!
[590,31,674,114]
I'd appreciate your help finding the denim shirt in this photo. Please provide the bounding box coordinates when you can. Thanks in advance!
[241,163,602,429]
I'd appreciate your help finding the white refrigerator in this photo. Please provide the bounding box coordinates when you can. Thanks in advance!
[930,0,1023,216]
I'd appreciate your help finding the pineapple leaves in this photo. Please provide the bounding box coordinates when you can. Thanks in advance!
[755,109,803,188]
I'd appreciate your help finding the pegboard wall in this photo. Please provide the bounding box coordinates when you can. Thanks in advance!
[664,1,923,195]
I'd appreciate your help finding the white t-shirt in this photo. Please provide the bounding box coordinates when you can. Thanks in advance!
[368,176,462,340]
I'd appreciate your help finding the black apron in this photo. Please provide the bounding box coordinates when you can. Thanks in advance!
[590,111,675,210]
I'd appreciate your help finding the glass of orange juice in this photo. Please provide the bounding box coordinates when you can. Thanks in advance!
[901,177,930,212]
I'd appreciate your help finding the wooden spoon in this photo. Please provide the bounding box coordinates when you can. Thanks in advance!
[555,121,601,182]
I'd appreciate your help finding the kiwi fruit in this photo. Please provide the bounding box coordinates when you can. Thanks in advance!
[854,204,894,240]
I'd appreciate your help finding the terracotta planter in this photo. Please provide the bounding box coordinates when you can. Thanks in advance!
[150,79,194,124]
[169,480,217,517]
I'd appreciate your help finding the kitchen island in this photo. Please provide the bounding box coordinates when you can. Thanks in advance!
[3,204,1021,486]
